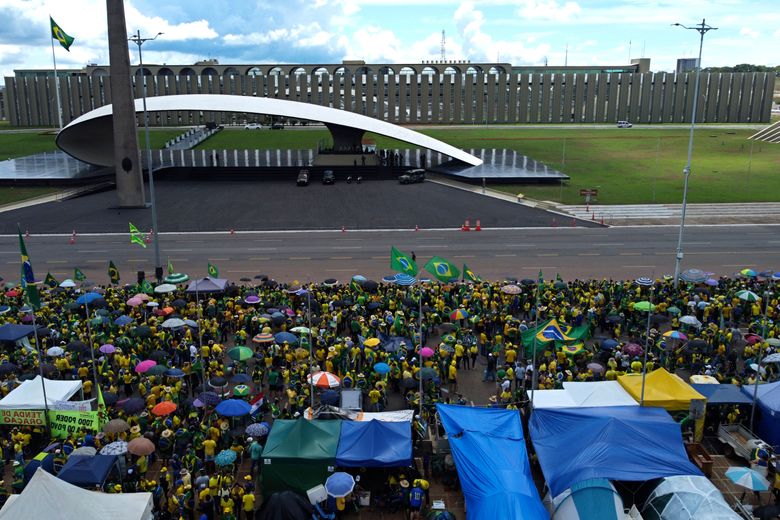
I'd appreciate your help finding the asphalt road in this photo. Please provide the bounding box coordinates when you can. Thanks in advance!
[1,225,777,284]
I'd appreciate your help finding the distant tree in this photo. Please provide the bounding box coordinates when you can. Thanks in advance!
[704,64,779,73]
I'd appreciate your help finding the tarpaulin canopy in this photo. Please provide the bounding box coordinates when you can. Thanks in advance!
[336,419,412,468]
[185,277,228,293]
[0,468,152,520]
[58,455,117,488]
[531,381,639,409]
[0,324,38,342]
[530,406,701,497]
[692,384,753,405]
[529,389,577,409]
[618,368,705,411]
[741,381,780,448]
[437,404,547,520]
[0,376,82,410]
[261,419,341,498]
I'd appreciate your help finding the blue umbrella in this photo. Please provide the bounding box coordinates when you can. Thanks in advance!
[114,315,134,326]
[76,292,102,305]
[120,397,146,415]
[352,275,367,282]
[373,362,390,375]
[165,368,185,378]
[215,399,252,417]
[246,422,270,437]
[231,373,252,384]
[382,275,397,283]
[394,273,417,286]
[725,466,770,491]
[215,449,237,467]
[321,390,340,406]
[601,339,619,350]
[325,472,355,497]
[197,392,222,406]
[274,332,298,345]
[680,268,708,283]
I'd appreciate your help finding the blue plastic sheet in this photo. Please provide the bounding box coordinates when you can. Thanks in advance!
[436,404,547,520]
[57,455,117,487]
[0,324,37,342]
[336,419,412,468]
[530,406,701,497]
[692,384,753,405]
[741,381,780,448]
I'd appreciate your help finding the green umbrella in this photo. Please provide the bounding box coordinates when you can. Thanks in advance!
[227,346,253,362]
[147,365,168,376]
[497,369,507,379]
[736,290,760,302]
[233,384,250,397]
[420,367,438,380]
[667,306,682,315]
[290,326,311,334]
[634,301,656,312]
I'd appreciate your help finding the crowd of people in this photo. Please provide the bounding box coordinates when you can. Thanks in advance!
[0,270,779,517]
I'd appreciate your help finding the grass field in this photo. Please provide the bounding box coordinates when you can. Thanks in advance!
[0,186,60,206]
[198,126,780,204]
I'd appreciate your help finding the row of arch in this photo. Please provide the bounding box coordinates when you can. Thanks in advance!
[90,64,509,79]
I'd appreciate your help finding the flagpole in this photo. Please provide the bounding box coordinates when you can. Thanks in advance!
[49,25,64,130]
[640,285,654,405]
[30,309,52,435]
[84,299,100,395]
[530,275,541,407]
[419,285,423,420]
[196,282,206,392]
[750,284,772,429]
[308,290,314,412]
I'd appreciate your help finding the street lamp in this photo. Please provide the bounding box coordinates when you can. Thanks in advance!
[129,30,164,281]
[672,19,717,287]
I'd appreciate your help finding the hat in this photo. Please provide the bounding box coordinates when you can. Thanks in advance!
[180,469,189,475]
[114,484,122,491]
[12,461,20,467]
[149,480,157,486]
[400,479,410,488]
[161,429,173,438]
[130,425,141,434]
[246,437,253,442]
[220,422,229,431]
[244,475,252,481]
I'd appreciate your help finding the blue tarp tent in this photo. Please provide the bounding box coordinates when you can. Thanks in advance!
[741,381,780,448]
[336,419,412,467]
[57,455,117,488]
[437,404,547,520]
[530,406,701,497]
[692,384,753,405]
[0,324,37,342]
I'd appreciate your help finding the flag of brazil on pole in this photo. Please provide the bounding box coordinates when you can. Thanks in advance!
[390,247,418,276]
[50,16,74,51]
[424,256,460,283]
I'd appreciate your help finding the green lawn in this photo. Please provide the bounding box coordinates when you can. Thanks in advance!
[0,186,60,206]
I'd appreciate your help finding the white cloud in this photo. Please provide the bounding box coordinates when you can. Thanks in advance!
[739,27,760,39]
[125,3,218,41]
[223,22,336,47]
[518,0,581,22]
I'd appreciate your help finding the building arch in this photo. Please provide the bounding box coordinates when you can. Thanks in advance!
[443,66,461,75]
[91,68,109,78]
[466,65,483,75]
[223,67,241,77]
[399,66,417,75]
[201,67,219,77]
[246,67,263,77]
[179,67,196,77]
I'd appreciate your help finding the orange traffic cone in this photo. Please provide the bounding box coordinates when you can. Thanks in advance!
[552,218,557,228]
[341,226,346,233]
[571,218,576,227]
[414,224,419,232]
[69,230,76,244]
[229,229,235,235]
[462,219,470,232]
[475,220,481,231]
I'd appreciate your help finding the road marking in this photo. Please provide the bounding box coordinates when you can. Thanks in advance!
[227,270,258,273]
[654,252,675,255]
[247,247,277,251]
[127,259,146,263]
[623,265,657,268]
[332,246,361,250]
[255,239,282,242]
[249,257,270,261]
[685,242,712,245]
[330,256,353,260]
[46,260,67,264]
[370,256,386,260]
[507,244,536,248]
[578,253,600,256]
[325,269,355,272]
[4,261,16,265]
[168,258,189,262]
[538,253,559,257]
[163,249,193,252]
[208,258,229,261]
[454,255,475,258]
[415,245,448,249]
[0,252,16,255]
[288,257,311,260]
[620,252,642,256]
[593,243,624,246]
[335,238,361,242]
[495,254,517,257]
[78,250,108,253]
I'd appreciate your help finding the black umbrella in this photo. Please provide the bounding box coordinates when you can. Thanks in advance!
[209,376,228,388]
[332,300,348,308]
[0,363,19,376]
[400,377,417,390]
[520,279,535,285]
[120,397,146,415]
[66,341,89,353]
[172,299,187,308]
[366,302,382,311]
[263,280,278,288]
[606,315,622,323]
[363,280,379,293]
[149,350,168,362]
[90,298,108,308]
[402,298,416,308]
[255,274,269,281]
[197,391,222,406]
[39,363,58,376]
[257,491,314,520]
[687,339,709,350]
[101,391,118,406]
[323,278,337,285]
[650,314,669,325]
[132,326,152,338]
[240,277,251,282]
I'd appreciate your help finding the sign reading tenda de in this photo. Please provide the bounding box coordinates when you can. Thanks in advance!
[0,409,45,426]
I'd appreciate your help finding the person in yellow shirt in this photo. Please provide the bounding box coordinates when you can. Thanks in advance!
[242,491,255,518]
[448,362,457,393]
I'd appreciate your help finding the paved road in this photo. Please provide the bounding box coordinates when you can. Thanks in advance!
[1,225,777,284]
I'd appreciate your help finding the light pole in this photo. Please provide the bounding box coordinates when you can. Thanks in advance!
[129,30,164,282]
[672,19,717,287]
[750,287,773,429]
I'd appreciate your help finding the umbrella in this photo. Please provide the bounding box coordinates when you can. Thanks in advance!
[119,397,146,415]
[394,274,417,286]
[680,315,702,328]
[737,290,760,302]
[233,384,251,397]
[216,399,252,417]
[373,362,390,375]
[274,332,297,345]
[690,374,719,384]
[46,346,65,357]
[325,472,356,498]
[114,315,133,326]
[601,339,619,350]
[635,277,653,286]
[151,401,177,416]
[171,299,187,308]
[739,268,757,278]
[244,295,261,304]
[127,437,155,456]
[320,390,340,406]
[164,273,189,284]
[633,301,655,312]
[400,377,417,389]
[324,278,338,286]
[450,309,469,320]
[227,346,253,362]
[0,363,19,376]
[148,350,168,362]
[161,318,186,329]
[762,353,780,364]
[258,491,314,519]
[290,326,311,334]
[680,268,708,283]
[587,362,605,374]
[215,449,237,467]
[420,347,435,358]
[725,466,770,491]
[135,360,157,373]
[59,279,76,288]
[501,284,521,295]
[623,343,643,356]
[100,441,128,455]
[663,330,688,341]
[231,373,252,384]
[99,343,116,354]
[75,292,102,305]
[246,423,270,437]
[307,371,341,389]
[66,340,89,353]
[165,368,185,378]
[667,306,682,315]
[420,367,438,380]
[438,323,459,333]
[209,376,228,388]
[559,343,584,356]
[147,365,169,376]
[363,337,381,348]
[253,333,274,344]
[71,446,97,457]
[103,418,130,434]
[197,392,222,406]
[132,326,152,338]
[704,278,719,286]
[765,338,780,348]
[126,297,143,307]
[154,283,177,294]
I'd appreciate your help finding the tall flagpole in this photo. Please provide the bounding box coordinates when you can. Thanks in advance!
[30,310,52,434]
[530,273,541,406]
[640,286,654,405]
[419,286,423,419]
[49,26,64,130]
[84,300,100,394]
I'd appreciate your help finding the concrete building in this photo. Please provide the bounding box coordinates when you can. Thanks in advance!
[0,85,5,120]
[676,58,700,74]
[3,59,775,127]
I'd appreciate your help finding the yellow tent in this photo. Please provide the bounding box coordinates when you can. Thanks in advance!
[618,368,705,411]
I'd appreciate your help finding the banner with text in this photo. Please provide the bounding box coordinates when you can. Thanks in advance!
[0,409,45,426]
[47,410,100,438]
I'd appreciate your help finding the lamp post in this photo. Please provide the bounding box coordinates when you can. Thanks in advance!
[672,19,717,287]
[750,287,773,429]
[636,277,655,405]
[129,30,163,282]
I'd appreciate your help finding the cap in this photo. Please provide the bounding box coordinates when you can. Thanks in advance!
[244,475,252,481]
[400,479,410,488]
[246,437,253,442]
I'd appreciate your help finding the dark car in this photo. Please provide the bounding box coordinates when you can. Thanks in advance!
[399,169,425,184]
[296,170,309,186]
[271,122,284,130]
[322,170,335,185]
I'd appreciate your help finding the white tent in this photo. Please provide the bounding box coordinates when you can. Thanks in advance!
[562,381,639,407]
[0,376,82,410]
[529,390,577,409]
[0,468,152,520]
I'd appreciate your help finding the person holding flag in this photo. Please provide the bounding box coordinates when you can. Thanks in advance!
[18,226,40,310]
[44,272,58,288]
[463,264,481,283]
[108,261,120,285]
[424,256,460,283]
[390,247,418,277]
[74,267,86,282]
[129,222,147,248]
[208,263,219,278]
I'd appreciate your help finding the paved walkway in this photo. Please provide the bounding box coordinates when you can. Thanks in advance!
[556,203,780,226]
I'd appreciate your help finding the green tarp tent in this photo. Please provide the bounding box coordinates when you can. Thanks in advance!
[520,318,591,356]
[261,419,342,498]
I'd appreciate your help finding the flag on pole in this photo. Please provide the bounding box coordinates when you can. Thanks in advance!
[44,272,58,288]
[129,222,147,248]
[17,226,41,310]
[108,261,120,285]
[390,247,418,276]
[50,16,74,51]
[167,260,174,275]
[424,256,460,283]
[462,264,481,283]
[207,263,219,278]
[74,267,86,281]
[139,279,154,294]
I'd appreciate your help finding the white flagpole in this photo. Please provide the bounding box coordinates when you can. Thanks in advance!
[49,21,64,130]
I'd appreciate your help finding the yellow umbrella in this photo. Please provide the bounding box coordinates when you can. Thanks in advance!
[364,338,380,348]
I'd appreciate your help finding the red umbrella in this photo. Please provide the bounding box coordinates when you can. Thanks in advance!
[152,401,177,416]
[307,371,340,389]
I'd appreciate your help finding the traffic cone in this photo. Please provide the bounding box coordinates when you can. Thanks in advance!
[341,226,346,233]
[25,230,29,238]
[475,220,481,231]
[571,218,576,227]
[591,212,595,221]
[414,224,419,232]
[600,215,605,226]
[229,229,235,235]
[462,219,470,232]
[552,218,557,228]
[145,234,151,244]
[69,230,76,244]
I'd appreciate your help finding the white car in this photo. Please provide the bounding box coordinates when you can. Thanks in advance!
[616,121,633,128]
[244,123,262,130]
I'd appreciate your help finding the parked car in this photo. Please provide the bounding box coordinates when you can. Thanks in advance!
[322,170,335,185]
[399,169,426,184]
[296,170,309,186]
[244,123,262,130]
[271,122,284,130]
[616,120,633,128]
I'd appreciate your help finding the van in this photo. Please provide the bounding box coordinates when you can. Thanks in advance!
[617,121,633,128]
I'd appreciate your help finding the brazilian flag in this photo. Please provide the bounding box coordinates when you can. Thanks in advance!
[167,259,175,275]
[207,263,219,278]
[424,256,460,283]
[74,267,86,281]
[139,279,154,294]
[462,264,481,283]
[108,261,120,285]
[18,226,41,310]
[129,222,147,248]
[50,16,74,51]
[390,247,417,276]
[44,272,58,288]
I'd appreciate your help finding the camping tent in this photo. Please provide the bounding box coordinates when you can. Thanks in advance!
[639,475,740,519]
[261,419,341,498]
[530,406,701,497]
[740,381,780,448]
[618,368,705,411]
[691,384,753,405]
[437,404,547,520]
[531,382,639,409]
[186,277,228,293]
[336,419,412,467]
[545,478,624,520]
[58,455,117,488]
[0,468,152,520]
[0,376,82,410]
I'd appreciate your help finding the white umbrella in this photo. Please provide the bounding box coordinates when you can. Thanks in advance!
[59,279,76,288]
[146,301,159,307]
[154,283,177,294]
[46,346,65,357]
[761,353,780,364]
[100,440,128,455]
[290,326,311,334]
[161,318,186,329]
[680,315,702,328]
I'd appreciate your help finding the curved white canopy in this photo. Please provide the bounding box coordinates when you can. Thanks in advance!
[56,94,482,167]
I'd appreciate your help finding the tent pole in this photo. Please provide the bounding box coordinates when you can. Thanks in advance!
[308,290,314,412]
[750,284,772,429]
[84,300,99,394]
[30,310,52,435]
[640,286,654,406]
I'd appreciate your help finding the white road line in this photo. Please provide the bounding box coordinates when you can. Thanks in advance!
[454,255,475,258]
[723,264,754,267]
[593,243,624,246]
[578,253,600,256]
[370,256,386,260]
[227,270,258,273]
[45,260,67,264]
[127,259,146,263]
[332,246,361,250]
[619,252,642,256]
[325,269,354,272]
[288,257,311,260]
[4,261,16,265]
[538,253,559,257]
[415,245,448,249]
[495,254,517,257]
[330,256,353,260]
[208,258,229,261]
[506,244,536,248]
[78,250,108,253]
[247,248,277,251]
[163,249,193,252]
[685,242,712,246]
[623,265,657,268]
[249,257,270,261]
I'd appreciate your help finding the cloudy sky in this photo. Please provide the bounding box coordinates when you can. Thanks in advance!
[1,0,778,77]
